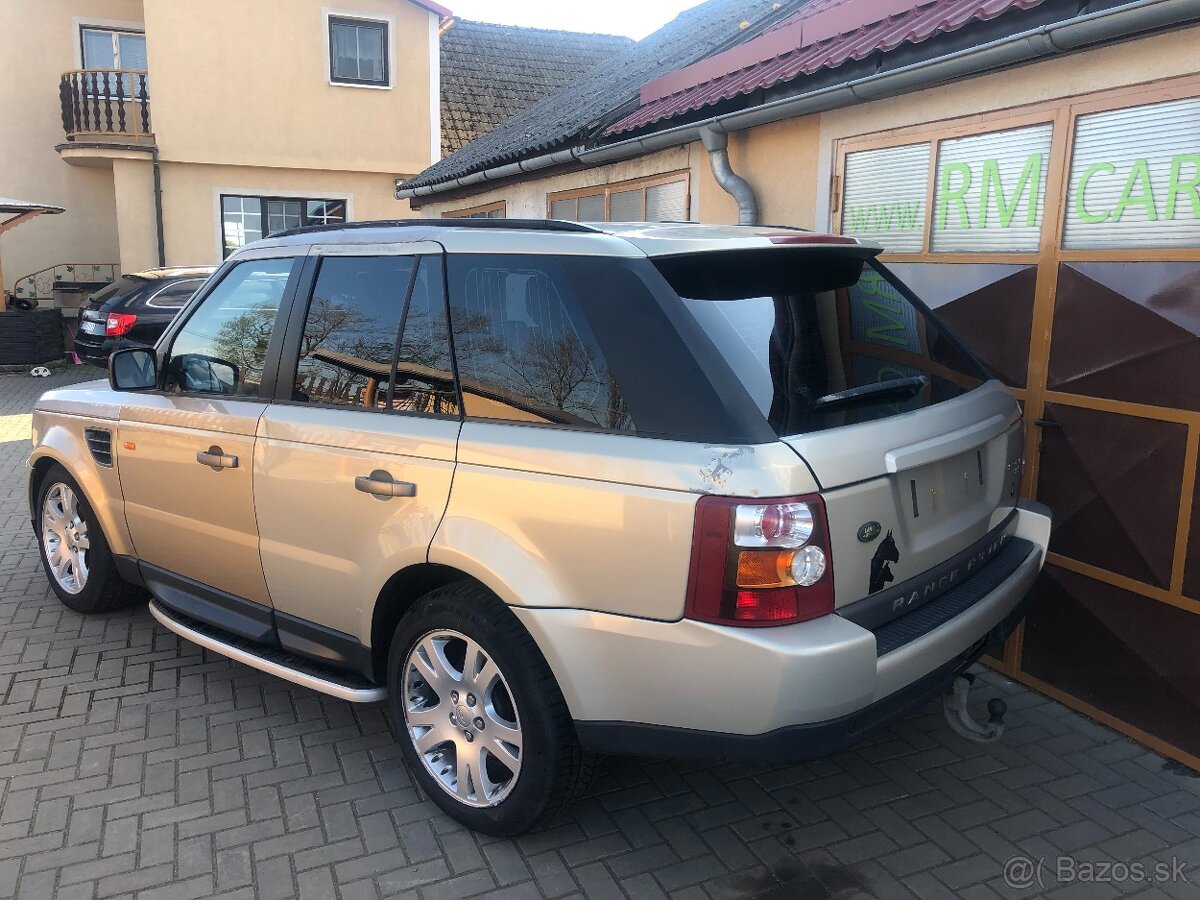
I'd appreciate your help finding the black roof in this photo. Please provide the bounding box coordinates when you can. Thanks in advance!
[406,0,807,191]
[441,20,632,157]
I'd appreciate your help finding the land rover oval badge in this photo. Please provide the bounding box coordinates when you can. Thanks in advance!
[857,521,882,543]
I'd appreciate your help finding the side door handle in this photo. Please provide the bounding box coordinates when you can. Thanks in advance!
[197,446,238,469]
[355,470,417,499]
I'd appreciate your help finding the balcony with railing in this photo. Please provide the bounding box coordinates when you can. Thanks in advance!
[59,69,152,145]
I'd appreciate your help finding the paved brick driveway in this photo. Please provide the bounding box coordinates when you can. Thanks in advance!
[3,369,1200,900]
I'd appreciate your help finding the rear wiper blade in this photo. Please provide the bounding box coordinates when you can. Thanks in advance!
[813,375,928,410]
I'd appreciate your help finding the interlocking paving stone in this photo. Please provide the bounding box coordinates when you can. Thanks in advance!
[4,369,1200,899]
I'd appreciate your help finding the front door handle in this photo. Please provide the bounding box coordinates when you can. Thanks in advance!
[355,470,417,499]
[197,446,238,469]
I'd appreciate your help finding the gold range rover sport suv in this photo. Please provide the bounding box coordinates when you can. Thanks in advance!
[28,219,1051,835]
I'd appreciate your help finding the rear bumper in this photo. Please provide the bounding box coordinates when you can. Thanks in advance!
[574,590,1031,763]
[72,335,143,367]
[517,500,1049,763]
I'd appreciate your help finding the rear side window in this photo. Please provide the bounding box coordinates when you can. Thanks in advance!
[292,255,458,416]
[660,250,986,437]
[446,254,632,430]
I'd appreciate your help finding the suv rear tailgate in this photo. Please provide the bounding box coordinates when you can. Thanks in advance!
[783,381,1023,607]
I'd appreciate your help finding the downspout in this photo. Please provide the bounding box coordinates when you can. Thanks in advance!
[699,126,758,225]
[151,147,165,267]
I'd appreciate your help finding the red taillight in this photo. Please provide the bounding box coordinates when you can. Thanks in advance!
[685,493,835,627]
[105,312,137,337]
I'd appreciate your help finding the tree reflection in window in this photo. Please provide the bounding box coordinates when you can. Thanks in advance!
[292,255,459,415]
[448,257,632,430]
[164,259,293,396]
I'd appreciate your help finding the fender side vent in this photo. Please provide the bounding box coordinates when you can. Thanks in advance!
[84,428,113,467]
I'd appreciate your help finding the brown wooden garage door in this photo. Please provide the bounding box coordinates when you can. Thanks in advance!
[836,75,1200,767]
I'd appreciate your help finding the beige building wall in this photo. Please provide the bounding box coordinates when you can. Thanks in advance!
[159,162,409,264]
[695,117,822,227]
[142,0,438,176]
[0,0,143,292]
[111,157,158,273]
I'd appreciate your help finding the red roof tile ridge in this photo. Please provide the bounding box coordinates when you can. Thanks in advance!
[640,0,941,105]
[612,0,1043,136]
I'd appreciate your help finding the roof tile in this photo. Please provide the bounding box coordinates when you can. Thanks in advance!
[406,0,808,190]
[605,0,1046,135]
[441,20,632,156]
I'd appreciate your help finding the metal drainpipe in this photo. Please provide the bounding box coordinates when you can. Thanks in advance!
[151,147,165,267]
[700,126,759,226]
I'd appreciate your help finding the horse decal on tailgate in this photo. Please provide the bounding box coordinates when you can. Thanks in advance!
[869,530,899,594]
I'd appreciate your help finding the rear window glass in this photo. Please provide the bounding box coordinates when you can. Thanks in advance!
[658,250,986,437]
[146,279,204,308]
[87,276,148,305]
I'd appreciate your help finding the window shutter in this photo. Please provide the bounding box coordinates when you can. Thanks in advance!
[931,123,1052,252]
[1063,96,1200,249]
[646,181,687,222]
[841,143,930,252]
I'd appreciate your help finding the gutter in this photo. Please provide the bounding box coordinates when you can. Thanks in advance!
[397,0,1200,202]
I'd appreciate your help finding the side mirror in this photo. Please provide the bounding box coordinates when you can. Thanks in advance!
[109,347,158,392]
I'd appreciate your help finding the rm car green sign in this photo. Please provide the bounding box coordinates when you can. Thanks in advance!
[841,95,1200,253]
[931,123,1052,252]
[841,142,930,253]
[1064,96,1200,249]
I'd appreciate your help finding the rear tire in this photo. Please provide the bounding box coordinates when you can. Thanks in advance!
[35,464,143,614]
[386,582,597,835]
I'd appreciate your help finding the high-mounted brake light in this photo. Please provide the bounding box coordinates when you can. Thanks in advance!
[105,312,137,337]
[685,493,834,627]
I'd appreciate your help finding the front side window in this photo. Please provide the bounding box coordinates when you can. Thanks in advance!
[221,195,347,257]
[329,16,388,86]
[164,258,295,396]
[663,249,986,436]
[293,255,457,415]
[446,254,632,430]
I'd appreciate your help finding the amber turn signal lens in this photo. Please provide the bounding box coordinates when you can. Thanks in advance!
[735,549,797,588]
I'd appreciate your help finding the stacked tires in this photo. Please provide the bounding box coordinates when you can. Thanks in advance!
[0,309,65,366]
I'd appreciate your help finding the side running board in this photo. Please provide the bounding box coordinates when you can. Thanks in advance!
[149,600,387,703]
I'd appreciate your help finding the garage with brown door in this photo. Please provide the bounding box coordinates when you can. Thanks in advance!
[835,74,1200,768]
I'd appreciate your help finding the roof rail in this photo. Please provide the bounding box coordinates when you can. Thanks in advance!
[273,218,601,238]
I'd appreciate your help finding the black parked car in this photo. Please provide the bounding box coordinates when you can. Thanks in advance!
[74,267,215,367]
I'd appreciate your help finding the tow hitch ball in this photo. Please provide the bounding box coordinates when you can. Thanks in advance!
[943,672,1007,743]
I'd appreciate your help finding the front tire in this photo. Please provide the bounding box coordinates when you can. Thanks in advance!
[386,582,596,835]
[35,464,142,614]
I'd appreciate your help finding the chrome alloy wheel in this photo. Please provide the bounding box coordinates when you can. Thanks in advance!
[403,630,523,808]
[41,483,90,595]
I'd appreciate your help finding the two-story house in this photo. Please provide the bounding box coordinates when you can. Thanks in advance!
[1,0,446,304]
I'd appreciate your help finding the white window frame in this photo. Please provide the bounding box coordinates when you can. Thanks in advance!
[80,26,147,70]
[323,8,395,90]
[71,17,144,68]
